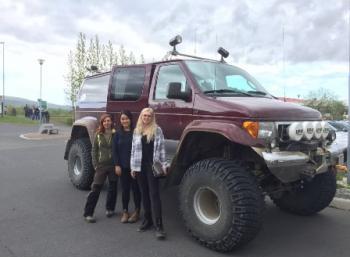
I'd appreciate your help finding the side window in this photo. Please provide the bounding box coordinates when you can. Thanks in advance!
[155,65,189,100]
[78,74,109,103]
[111,67,145,101]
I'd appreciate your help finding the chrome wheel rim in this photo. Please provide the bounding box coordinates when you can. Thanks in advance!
[193,187,221,225]
[73,157,82,176]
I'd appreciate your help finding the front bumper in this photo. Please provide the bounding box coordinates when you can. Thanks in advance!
[253,143,345,183]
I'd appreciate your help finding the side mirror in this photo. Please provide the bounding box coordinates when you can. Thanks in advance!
[167,82,191,102]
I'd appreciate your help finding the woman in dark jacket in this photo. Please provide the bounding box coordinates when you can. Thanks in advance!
[113,110,141,223]
[83,113,117,223]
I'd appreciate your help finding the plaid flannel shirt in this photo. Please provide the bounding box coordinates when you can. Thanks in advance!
[130,126,167,172]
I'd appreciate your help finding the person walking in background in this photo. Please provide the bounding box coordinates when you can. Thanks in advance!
[31,106,35,120]
[113,110,141,223]
[83,114,118,223]
[130,107,167,239]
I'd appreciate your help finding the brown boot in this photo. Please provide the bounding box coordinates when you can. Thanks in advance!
[128,209,140,223]
[121,211,129,223]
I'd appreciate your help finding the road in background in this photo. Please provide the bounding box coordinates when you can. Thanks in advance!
[0,124,349,257]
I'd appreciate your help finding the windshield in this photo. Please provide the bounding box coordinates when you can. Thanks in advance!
[184,60,271,97]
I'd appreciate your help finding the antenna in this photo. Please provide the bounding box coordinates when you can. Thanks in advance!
[282,25,286,102]
[194,29,197,55]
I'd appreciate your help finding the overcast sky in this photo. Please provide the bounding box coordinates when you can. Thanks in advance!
[0,0,348,105]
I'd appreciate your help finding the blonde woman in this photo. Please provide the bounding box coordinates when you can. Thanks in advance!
[131,107,167,239]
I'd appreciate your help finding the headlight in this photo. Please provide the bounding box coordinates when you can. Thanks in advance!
[242,121,276,139]
[258,122,276,139]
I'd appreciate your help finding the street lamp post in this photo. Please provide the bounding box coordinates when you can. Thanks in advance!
[38,59,45,122]
[38,59,44,100]
[348,40,350,184]
[348,4,350,185]
[0,42,4,118]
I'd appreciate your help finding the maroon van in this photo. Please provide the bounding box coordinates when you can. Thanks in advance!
[64,36,343,252]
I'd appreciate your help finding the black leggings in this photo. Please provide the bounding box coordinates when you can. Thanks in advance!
[120,168,141,211]
[136,165,162,222]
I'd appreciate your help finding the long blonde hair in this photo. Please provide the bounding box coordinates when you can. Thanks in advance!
[135,108,157,142]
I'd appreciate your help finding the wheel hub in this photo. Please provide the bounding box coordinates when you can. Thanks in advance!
[193,187,221,225]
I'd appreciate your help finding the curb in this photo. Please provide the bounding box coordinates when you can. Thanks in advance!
[19,132,70,140]
[20,134,43,140]
[330,197,350,211]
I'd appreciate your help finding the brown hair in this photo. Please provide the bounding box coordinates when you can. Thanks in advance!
[96,113,113,133]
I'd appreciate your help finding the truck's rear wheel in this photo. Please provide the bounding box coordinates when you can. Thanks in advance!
[67,138,94,190]
[271,169,336,215]
[179,158,264,252]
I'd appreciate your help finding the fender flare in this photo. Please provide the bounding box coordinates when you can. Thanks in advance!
[165,119,265,186]
[64,116,98,160]
[178,119,263,151]
[71,116,98,143]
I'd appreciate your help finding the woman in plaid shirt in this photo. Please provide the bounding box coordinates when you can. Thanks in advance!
[131,107,167,239]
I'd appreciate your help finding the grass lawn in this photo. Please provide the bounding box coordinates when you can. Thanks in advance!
[336,171,350,189]
[0,115,39,125]
[0,115,72,126]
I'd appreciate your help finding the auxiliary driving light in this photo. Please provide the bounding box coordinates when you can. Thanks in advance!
[218,47,229,62]
[169,35,182,47]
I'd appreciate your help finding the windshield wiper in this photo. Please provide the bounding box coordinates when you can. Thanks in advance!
[203,89,251,96]
[246,90,267,95]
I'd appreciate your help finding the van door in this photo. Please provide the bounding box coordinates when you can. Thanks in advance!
[149,62,194,140]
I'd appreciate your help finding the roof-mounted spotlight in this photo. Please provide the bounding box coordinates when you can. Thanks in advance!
[218,47,229,62]
[86,65,100,74]
[90,65,99,71]
[169,35,182,54]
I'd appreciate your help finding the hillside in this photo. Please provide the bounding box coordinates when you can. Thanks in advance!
[3,96,71,110]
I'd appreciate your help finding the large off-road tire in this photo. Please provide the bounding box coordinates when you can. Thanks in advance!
[179,158,264,252]
[271,169,336,216]
[67,138,94,190]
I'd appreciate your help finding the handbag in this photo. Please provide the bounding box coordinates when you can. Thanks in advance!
[152,160,166,177]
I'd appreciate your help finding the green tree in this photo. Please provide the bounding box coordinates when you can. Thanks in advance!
[304,88,346,120]
[128,51,136,64]
[65,33,145,114]
[118,45,128,65]
[64,32,87,117]
[139,54,145,64]
[106,40,118,69]
[64,51,78,111]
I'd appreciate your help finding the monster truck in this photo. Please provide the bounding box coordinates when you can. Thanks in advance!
[64,35,343,252]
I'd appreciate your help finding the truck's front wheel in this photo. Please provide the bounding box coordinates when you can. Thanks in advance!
[179,159,264,252]
[271,169,336,215]
[67,138,94,190]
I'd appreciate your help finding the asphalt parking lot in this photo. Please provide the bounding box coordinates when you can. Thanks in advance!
[0,123,349,257]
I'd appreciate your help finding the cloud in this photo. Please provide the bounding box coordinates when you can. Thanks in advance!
[0,0,348,105]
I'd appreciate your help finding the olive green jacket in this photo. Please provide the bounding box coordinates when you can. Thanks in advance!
[92,131,114,169]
